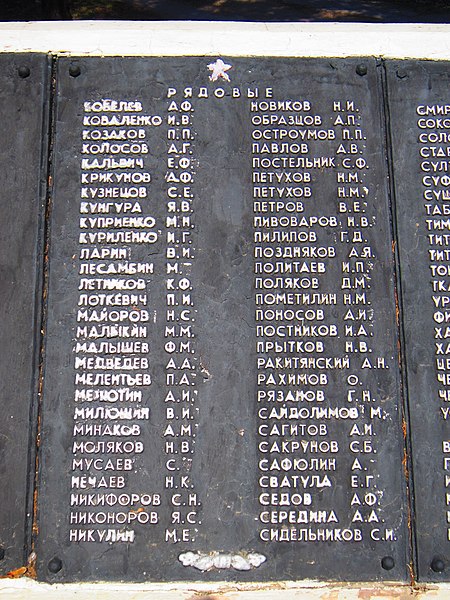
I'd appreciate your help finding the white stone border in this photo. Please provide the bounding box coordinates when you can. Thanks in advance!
[0,578,448,599]
[0,21,448,59]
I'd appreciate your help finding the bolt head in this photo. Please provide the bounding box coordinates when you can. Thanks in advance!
[69,65,81,78]
[48,556,63,573]
[431,557,445,573]
[356,64,367,76]
[381,556,395,570]
[18,66,30,79]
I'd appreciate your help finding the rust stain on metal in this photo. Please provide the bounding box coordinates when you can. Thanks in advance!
[402,418,407,440]
[395,291,400,329]
[392,240,399,328]
[32,487,39,536]
[402,448,409,480]
[2,566,27,579]
[1,552,36,580]
[130,507,145,514]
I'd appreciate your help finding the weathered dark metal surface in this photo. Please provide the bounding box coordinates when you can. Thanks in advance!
[0,53,49,574]
[36,56,408,582]
[386,59,450,582]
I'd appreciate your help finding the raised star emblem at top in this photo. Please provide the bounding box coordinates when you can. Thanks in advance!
[207,59,232,82]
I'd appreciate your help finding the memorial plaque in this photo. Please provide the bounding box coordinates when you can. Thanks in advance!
[0,53,50,573]
[386,60,450,582]
[36,56,409,582]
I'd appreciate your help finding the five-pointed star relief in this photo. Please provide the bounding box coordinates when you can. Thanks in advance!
[207,59,232,82]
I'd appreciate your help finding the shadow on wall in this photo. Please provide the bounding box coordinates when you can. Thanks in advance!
[3,0,450,22]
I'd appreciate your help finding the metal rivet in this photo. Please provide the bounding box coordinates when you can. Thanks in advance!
[356,64,367,77]
[431,557,445,573]
[381,556,395,570]
[48,556,63,573]
[396,69,408,80]
[0,547,5,561]
[69,65,81,78]
[18,66,30,79]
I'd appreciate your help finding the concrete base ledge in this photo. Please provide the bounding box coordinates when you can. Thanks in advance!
[0,21,448,59]
[0,579,449,599]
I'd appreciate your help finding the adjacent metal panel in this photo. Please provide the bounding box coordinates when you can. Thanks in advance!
[0,54,49,573]
[387,60,450,582]
[36,56,408,582]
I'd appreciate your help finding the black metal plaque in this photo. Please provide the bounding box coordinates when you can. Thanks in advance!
[386,60,450,582]
[36,56,408,582]
[0,54,49,573]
